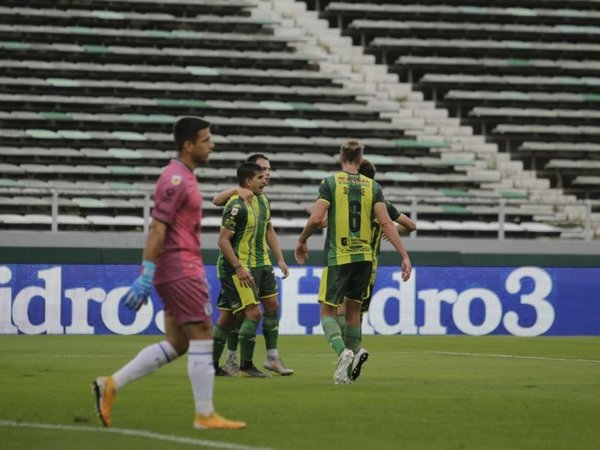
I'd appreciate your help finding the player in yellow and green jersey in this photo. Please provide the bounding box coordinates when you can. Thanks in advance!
[214,162,269,378]
[350,158,417,381]
[295,140,412,385]
[212,155,292,377]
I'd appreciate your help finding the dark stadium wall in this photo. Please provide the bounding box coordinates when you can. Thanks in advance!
[1,232,599,267]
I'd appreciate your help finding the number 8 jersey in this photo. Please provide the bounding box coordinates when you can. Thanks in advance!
[317,171,384,266]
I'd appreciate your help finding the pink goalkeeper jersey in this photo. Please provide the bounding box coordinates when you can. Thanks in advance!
[151,159,205,285]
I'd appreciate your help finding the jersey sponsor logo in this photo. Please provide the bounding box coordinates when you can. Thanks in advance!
[343,186,366,195]
[170,175,182,186]
[223,218,236,229]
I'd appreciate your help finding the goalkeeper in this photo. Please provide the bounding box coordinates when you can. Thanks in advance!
[92,117,245,430]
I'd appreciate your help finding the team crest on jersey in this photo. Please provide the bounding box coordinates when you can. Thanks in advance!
[231,207,239,216]
[170,175,182,185]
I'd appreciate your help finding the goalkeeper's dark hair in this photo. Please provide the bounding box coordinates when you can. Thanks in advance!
[173,116,210,152]
[359,159,376,180]
[237,162,263,187]
[246,153,269,164]
[340,140,364,164]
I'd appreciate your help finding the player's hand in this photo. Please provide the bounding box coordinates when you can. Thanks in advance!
[400,257,412,282]
[237,188,254,204]
[235,267,255,288]
[295,242,308,264]
[278,259,289,279]
[121,261,155,311]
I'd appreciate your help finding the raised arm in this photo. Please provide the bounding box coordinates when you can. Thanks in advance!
[212,187,254,206]
[395,213,417,235]
[374,202,412,281]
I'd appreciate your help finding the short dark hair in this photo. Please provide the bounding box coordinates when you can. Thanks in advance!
[173,116,210,152]
[237,162,262,186]
[340,140,364,163]
[359,159,376,179]
[246,153,269,164]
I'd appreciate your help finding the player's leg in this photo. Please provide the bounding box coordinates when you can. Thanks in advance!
[256,266,293,375]
[92,288,182,427]
[261,293,293,375]
[212,281,235,375]
[183,320,245,429]
[319,265,354,384]
[345,261,374,381]
[224,318,240,374]
[336,306,347,339]
[222,314,242,376]
[228,275,267,377]
[213,309,236,376]
[238,303,269,377]
[169,276,244,429]
[319,266,348,356]
[214,277,240,376]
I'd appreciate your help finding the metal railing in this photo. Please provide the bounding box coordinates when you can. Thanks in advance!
[0,187,597,240]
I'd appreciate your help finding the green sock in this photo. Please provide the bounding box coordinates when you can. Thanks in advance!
[359,313,364,341]
[262,312,279,351]
[239,319,258,365]
[335,313,346,338]
[213,323,230,366]
[344,325,362,353]
[321,316,345,356]
[227,325,239,352]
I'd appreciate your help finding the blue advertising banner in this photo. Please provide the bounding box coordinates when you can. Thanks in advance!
[0,264,598,336]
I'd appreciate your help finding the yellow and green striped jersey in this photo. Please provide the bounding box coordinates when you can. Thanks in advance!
[250,194,272,268]
[370,200,401,262]
[318,171,384,266]
[216,195,257,278]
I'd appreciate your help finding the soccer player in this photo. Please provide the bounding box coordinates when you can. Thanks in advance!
[295,140,412,385]
[92,117,245,430]
[212,154,293,376]
[213,162,270,378]
[350,158,417,381]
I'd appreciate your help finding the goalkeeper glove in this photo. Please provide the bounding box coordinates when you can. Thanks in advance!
[121,260,155,311]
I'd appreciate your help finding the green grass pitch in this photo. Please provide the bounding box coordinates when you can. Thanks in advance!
[1,335,598,450]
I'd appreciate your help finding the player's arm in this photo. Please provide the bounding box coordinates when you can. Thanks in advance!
[295,199,329,264]
[306,205,328,228]
[121,169,190,312]
[142,219,167,262]
[374,202,412,281]
[266,222,289,279]
[119,219,166,311]
[396,214,417,235]
[218,227,254,287]
[212,187,253,206]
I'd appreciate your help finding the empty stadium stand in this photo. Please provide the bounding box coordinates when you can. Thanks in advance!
[310,0,599,237]
[0,0,597,238]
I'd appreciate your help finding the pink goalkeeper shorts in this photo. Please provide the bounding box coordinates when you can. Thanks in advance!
[155,276,212,325]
